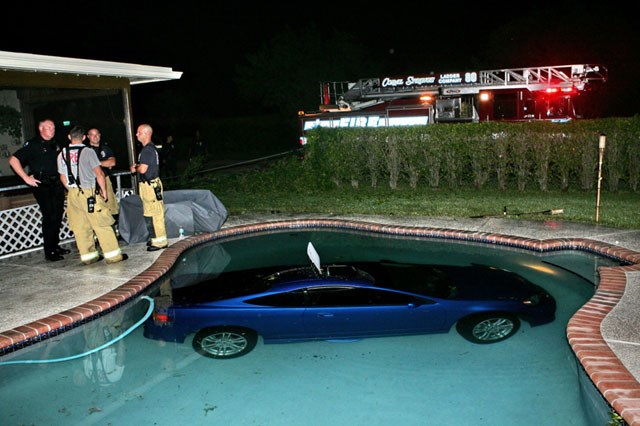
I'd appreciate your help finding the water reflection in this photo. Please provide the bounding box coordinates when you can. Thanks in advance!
[0,229,623,425]
[77,308,130,387]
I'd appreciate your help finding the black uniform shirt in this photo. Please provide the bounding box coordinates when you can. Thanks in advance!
[90,143,115,176]
[13,136,60,177]
[138,143,160,181]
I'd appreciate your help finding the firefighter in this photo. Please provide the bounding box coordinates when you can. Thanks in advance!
[57,125,127,265]
[130,124,168,251]
[86,127,119,226]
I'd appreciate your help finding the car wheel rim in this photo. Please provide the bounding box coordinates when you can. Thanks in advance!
[471,318,514,341]
[201,332,248,357]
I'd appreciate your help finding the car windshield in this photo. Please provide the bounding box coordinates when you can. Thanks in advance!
[325,265,375,282]
[261,266,320,284]
[262,264,375,284]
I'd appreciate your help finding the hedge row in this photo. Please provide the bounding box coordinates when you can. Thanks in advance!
[303,117,640,192]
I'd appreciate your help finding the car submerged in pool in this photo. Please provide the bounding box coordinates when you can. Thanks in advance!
[144,243,556,359]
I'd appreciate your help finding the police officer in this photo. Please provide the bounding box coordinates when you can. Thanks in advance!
[130,124,168,251]
[9,118,69,261]
[86,128,119,225]
[57,125,127,265]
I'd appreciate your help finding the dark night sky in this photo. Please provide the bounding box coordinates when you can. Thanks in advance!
[2,1,639,117]
[4,3,626,62]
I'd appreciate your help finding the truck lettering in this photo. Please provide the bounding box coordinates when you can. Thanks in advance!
[382,77,404,87]
[406,76,436,86]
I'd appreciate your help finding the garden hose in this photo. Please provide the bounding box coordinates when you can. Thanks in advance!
[0,296,154,366]
[470,207,564,218]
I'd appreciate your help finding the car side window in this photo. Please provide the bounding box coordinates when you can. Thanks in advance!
[307,287,422,307]
[245,290,306,307]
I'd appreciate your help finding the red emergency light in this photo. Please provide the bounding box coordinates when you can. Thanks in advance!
[545,87,575,94]
[322,83,331,105]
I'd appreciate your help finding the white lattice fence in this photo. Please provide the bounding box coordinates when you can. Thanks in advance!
[0,188,134,258]
[0,204,72,256]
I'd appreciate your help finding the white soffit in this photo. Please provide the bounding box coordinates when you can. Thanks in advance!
[0,50,182,85]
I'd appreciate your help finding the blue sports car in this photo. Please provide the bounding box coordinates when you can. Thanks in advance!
[144,243,556,359]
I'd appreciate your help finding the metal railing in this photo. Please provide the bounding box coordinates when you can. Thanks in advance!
[0,170,134,258]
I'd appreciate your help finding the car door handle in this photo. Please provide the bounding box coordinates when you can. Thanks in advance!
[318,313,334,318]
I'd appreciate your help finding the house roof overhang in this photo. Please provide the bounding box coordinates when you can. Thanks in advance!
[0,50,182,85]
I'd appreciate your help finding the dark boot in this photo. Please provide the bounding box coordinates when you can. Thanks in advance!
[112,214,122,240]
[144,216,155,246]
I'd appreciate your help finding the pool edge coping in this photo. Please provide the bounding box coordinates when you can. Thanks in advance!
[1,218,639,424]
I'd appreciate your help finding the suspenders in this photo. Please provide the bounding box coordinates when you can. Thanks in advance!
[63,146,85,187]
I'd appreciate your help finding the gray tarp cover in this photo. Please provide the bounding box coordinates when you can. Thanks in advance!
[118,189,228,244]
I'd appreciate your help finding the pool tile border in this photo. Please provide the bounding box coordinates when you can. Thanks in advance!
[1,218,638,425]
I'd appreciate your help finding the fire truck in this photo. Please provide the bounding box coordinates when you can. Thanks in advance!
[298,64,607,145]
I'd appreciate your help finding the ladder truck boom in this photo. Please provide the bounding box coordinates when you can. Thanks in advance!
[336,64,607,110]
[299,64,607,145]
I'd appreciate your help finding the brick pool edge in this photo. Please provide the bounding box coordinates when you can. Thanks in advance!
[1,218,639,424]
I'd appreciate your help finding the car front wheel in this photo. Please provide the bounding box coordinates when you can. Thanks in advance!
[456,313,520,344]
[192,327,258,359]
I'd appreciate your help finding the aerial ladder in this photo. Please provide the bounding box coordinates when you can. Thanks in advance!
[320,64,607,112]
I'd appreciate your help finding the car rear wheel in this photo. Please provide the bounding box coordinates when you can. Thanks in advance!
[192,327,258,359]
[456,313,520,344]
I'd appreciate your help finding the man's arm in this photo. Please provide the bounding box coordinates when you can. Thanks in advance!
[100,146,116,169]
[9,155,40,187]
[58,172,69,189]
[134,163,149,175]
[94,166,108,201]
[101,156,116,169]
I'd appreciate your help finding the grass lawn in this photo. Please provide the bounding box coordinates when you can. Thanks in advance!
[167,153,638,230]
[206,184,639,230]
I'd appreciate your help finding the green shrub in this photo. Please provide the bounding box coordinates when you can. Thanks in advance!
[302,117,640,192]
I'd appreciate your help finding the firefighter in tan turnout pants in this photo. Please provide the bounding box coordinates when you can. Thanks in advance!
[86,128,120,226]
[57,126,128,265]
[130,124,168,251]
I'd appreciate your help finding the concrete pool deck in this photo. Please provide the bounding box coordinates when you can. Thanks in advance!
[1,213,640,424]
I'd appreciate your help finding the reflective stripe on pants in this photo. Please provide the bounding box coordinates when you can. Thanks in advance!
[66,188,122,263]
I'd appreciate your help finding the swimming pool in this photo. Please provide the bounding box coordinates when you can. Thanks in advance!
[0,227,624,425]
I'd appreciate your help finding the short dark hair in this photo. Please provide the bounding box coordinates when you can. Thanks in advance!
[69,125,85,141]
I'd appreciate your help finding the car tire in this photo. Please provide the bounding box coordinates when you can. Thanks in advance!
[456,313,520,344]
[192,327,258,359]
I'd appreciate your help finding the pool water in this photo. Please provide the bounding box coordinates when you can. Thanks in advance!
[0,230,621,425]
